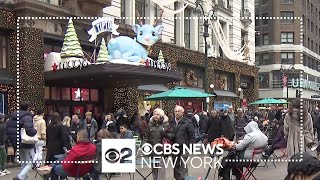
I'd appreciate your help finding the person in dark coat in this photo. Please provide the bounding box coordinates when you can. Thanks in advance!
[234,108,250,140]
[198,112,208,134]
[7,102,37,180]
[70,114,83,142]
[170,105,195,180]
[115,109,130,133]
[206,110,222,143]
[264,121,287,156]
[220,111,235,141]
[46,112,71,163]
[101,113,117,133]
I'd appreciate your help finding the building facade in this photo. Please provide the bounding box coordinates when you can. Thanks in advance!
[256,0,320,109]
[0,0,258,118]
[104,0,258,112]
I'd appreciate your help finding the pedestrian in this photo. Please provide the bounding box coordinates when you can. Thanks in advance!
[92,129,113,180]
[220,111,235,141]
[170,105,195,180]
[284,98,314,159]
[206,110,222,143]
[0,114,10,176]
[143,108,174,180]
[84,112,98,142]
[46,112,71,163]
[33,109,47,168]
[7,101,37,180]
[234,108,249,140]
[311,107,320,142]
[101,113,117,133]
[70,114,83,142]
[119,124,134,139]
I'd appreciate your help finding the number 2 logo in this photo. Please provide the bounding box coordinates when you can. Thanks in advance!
[105,147,133,164]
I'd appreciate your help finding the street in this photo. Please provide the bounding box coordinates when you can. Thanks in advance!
[5,150,289,180]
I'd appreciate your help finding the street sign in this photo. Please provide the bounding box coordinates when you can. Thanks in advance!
[311,95,320,98]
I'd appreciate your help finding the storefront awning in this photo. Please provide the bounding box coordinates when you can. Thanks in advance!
[0,69,16,85]
[213,90,239,98]
[138,84,169,92]
[44,63,182,88]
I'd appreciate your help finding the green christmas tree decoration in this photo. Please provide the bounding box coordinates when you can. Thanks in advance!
[60,18,84,58]
[96,38,110,63]
[158,50,165,62]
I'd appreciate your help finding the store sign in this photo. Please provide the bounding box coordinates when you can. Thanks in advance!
[292,78,320,92]
[145,58,172,71]
[88,17,119,42]
[58,58,89,70]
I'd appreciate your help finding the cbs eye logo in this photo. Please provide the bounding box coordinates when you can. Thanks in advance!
[105,148,133,164]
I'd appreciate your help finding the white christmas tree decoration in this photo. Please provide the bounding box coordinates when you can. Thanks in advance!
[96,38,110,63]
[60,18,84,58]
[158,50,165,62]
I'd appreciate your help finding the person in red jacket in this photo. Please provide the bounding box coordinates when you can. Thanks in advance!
[46,130,96,180]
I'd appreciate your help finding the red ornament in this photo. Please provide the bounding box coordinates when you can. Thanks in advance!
[52,63,58,71]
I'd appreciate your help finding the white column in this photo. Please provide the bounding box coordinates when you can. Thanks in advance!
[190,16,199,51]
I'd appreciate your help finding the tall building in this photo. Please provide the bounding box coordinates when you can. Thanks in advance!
[103,0,258,111]
[256,0,320,109]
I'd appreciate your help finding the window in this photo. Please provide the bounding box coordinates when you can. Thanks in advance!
[259,73,270,88]
[51,87,61,100]
[303,54,308,66]
[255,15,259,26]
[311,3,314,14]
[184,8,191,48]
[255,35,260,46]
[280,11,294,23]
[281,0,293,3]
[307,19,310,30]
[317,25,318,36]
[311,22,314,33]
[0,93,8,114]
[0,35,8,69]
[174,2,178,44]
[121,0,126,23]
[90,89,99,102]
[61,88,71,100]
[311,40,314,51]
[262,13,268,25]
[262,34,269,45]
[154,4,158,17]
[257,53,273,65]
[135,0,146,24]
[281,52,294,64]
[177,64,204,88]
[213,71,235,91]
[281,32,294,44]
[261,0,268,5]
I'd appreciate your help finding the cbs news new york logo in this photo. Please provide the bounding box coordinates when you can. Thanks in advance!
[102,139,136,173]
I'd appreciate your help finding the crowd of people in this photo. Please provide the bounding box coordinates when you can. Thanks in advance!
[0,98,319,180]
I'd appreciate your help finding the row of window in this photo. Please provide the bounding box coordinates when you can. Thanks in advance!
[45,87,99,102]
[259,71,318,89]
[303,54,320,71]
[259,0,293,6]
[303,0,320,21]
[256,32,294,46]
[256,52,295,65]
[255,11,294,26]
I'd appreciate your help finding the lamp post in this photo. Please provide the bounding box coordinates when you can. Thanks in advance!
[280,65,295,99]
[194,0,215,112]
[238,87,243,109]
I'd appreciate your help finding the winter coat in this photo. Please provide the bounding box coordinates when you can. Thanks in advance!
[220,115,235,141]
[120,130,134,139]
[140,120,148,136]
[170,116,195,149]
[83,118,98,142]
[234,115,250,140]
[311,111,320,129]
[62,141,96,177]
[142,116,174,157]
[70,121,83,141]
[93,140,102,172]
[46,124,71,162]
[272,125,287,149]
[6,110,37,149]
[199,114,208,134]
[101,121,117,133]
[33,115,47,140]
[284,109,314,158]
[235,121,268,159]
[0,122,6,146]
[206,116,222,143]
